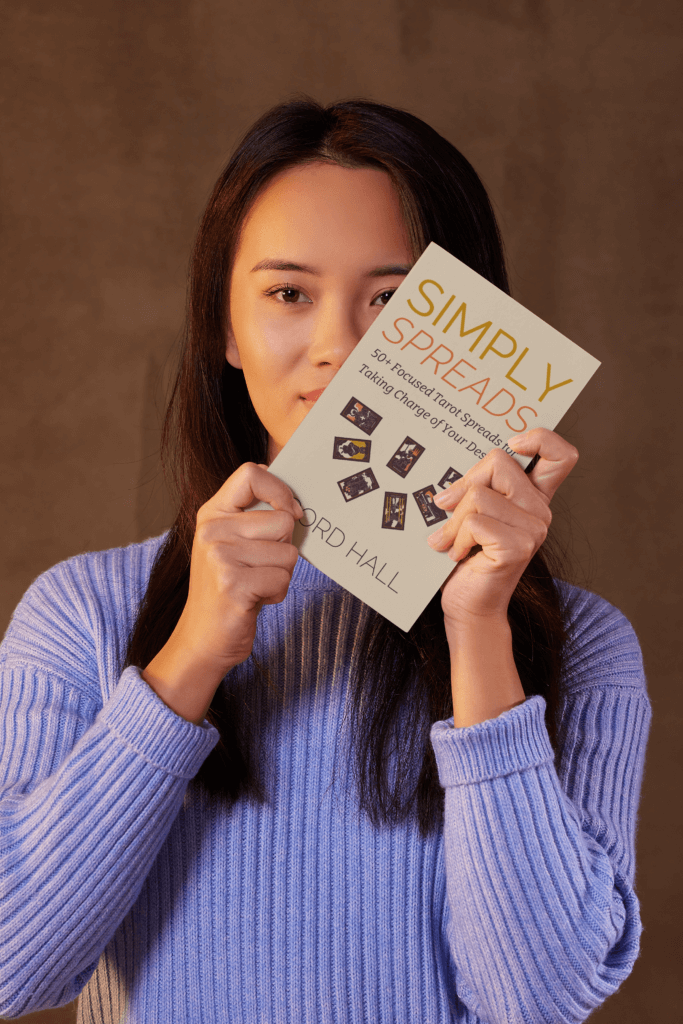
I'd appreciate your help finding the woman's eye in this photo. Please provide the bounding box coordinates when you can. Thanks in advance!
[270,286,312,304]
[372,290,397,307]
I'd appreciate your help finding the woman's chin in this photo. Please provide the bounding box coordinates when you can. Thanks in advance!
[265,403,318,463]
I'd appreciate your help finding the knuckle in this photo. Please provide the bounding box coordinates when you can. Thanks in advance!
[285,544,299,570]
[194,516,221,545]
[270,567,292,602]
[193,516,209,541]
[445,524,460,547]
[195,502,213,528]
[236,461,265,489]
[462,511,478,531]
[271,510,295,534]
[228,462,253,490]
[521,535,537,560]
[214,555,239,588]
[486,447,508,466]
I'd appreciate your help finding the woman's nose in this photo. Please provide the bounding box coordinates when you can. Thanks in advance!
[307,300,361,368]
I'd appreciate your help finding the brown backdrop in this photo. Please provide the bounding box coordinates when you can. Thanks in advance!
[2,1,680,1021]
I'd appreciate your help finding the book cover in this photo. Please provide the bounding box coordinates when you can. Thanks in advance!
[262,242,601,631]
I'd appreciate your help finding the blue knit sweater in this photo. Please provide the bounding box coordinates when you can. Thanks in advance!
[0,534,650,1023]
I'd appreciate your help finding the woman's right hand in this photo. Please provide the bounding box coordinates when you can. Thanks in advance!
[141,463,303,725]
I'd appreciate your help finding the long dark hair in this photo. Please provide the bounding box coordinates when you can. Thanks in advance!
[125,97,569,838]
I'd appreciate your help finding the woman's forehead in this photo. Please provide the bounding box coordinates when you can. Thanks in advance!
[233,161,411,270]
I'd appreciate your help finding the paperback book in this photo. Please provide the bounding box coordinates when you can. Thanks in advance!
[261,242,600,631]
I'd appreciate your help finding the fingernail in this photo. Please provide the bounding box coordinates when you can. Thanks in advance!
[507,434,528,448]
[433,491,451,507]
[427,527,444,547]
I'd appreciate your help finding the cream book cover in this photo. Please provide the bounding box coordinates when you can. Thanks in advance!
[262,242,601,631]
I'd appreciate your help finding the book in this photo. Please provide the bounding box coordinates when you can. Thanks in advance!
[261,242,601,631]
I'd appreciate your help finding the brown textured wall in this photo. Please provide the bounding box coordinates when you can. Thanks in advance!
[1,1,681,1021]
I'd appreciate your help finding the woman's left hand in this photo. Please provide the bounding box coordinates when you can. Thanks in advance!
[428,428,579,629]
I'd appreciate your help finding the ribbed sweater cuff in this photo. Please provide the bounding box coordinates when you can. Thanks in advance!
[99,665,220,778]
[430,695,554,787]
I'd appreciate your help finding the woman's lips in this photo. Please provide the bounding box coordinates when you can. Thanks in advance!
[300,388,326,403]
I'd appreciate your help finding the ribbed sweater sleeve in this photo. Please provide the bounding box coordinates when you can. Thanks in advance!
[0,548,219,1018]
[430,587,650,1024]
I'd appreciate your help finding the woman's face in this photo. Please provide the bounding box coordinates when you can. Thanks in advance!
[226,160,413,461]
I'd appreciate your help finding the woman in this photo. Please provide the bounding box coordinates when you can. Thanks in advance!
[0,99,650,1023]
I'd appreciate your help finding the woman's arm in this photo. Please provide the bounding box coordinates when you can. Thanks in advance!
[0,549,219,1018]
[445,617,524,727]
[428,428,571,729]
[431,595,649,1024]
[0,463,302,1016]
[141,462,303,726]
[426,430,649,1023]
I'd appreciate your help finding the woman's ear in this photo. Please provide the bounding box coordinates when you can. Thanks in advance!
[225,325,243,369]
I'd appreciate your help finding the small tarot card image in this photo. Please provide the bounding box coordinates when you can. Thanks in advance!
[332,436,372,462]
[413,484,448,526]
[338,468,380,502]
[438,467,463,489]
[340,397,382,436]
[386,436,425,478]
[381,492,407,531]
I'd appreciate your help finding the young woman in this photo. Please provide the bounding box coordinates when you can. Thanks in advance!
[0,99,650,1024]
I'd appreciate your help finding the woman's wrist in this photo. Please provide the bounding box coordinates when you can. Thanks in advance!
[445,613,526,729]
[141,637,232,727]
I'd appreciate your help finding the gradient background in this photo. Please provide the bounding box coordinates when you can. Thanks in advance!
[1,1,680,1021]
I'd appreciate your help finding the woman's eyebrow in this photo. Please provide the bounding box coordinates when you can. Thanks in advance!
[250,258,411,277]
[367,264,412,278]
